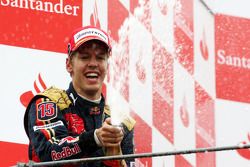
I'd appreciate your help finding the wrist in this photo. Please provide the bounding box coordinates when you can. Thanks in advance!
[94,129,102,146]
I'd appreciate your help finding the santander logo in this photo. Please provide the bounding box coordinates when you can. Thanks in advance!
[217,49,250,69]
[200,29,209,61]
[179,95,189,127]
[136,52,146,84]
[20,73,47,108]
[236,132,250,160]
[1,0,80,16]
[90,0,100,28]
[157,0,168,15]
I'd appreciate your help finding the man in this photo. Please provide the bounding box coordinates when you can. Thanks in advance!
[24,26,136,167]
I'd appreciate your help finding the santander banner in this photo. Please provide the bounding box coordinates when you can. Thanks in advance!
[0,0,250,167]
[0,0,82,53]
[1,0,80,16]
[215,14,250,104]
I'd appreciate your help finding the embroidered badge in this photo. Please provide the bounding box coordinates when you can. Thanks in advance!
[37,101,57,121]
[65,113,85,134]
[58,136,80,145]
[33,120,64,131]
[51,143,81,161]
[90,106,100,115]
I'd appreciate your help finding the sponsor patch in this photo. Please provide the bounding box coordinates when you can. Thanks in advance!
[33,120,64,131]
[37,101,57,121]
[58,136,79,145]
[51,143,81,161]
[90,106,100,115]
[74,28,108,44]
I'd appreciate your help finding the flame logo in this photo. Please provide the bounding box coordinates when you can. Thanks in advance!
[236,132,250,160]
[200,29,209,61]
[157,0,168,15]
[20,73,47,107]
[179,95,189,127]
[136,51,146,84]
[90,0,100,28]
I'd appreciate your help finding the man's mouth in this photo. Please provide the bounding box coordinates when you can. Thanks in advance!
[85,72,99,79]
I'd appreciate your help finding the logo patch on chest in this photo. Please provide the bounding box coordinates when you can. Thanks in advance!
[90,106,101,115]
[37,101,57,121]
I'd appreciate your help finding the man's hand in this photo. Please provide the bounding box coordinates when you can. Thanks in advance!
[95,118,124,147]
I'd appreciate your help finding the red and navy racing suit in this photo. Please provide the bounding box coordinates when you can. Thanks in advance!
[24,82,135,167]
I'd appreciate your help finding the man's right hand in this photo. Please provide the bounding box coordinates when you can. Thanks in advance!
[95,118,124,147]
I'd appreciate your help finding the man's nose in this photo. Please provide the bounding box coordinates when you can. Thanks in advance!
[88,55,98,66]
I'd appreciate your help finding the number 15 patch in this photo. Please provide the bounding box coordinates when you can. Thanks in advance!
[37,101,57,121]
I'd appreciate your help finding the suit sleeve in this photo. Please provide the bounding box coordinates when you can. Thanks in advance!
[27,97,99,162]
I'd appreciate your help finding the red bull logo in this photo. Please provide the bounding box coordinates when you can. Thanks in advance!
[51,143,81,161]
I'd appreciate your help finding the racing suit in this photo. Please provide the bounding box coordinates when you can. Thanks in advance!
[24,82,136,167]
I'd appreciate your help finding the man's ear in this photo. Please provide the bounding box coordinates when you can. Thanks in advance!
[66,57,72,73]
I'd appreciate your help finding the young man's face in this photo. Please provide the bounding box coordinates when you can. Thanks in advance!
[66,40,109,100]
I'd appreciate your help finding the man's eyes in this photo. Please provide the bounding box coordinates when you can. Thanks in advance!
[96,54,106,60]
[79,54,89,59]
[78,53,106,60]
